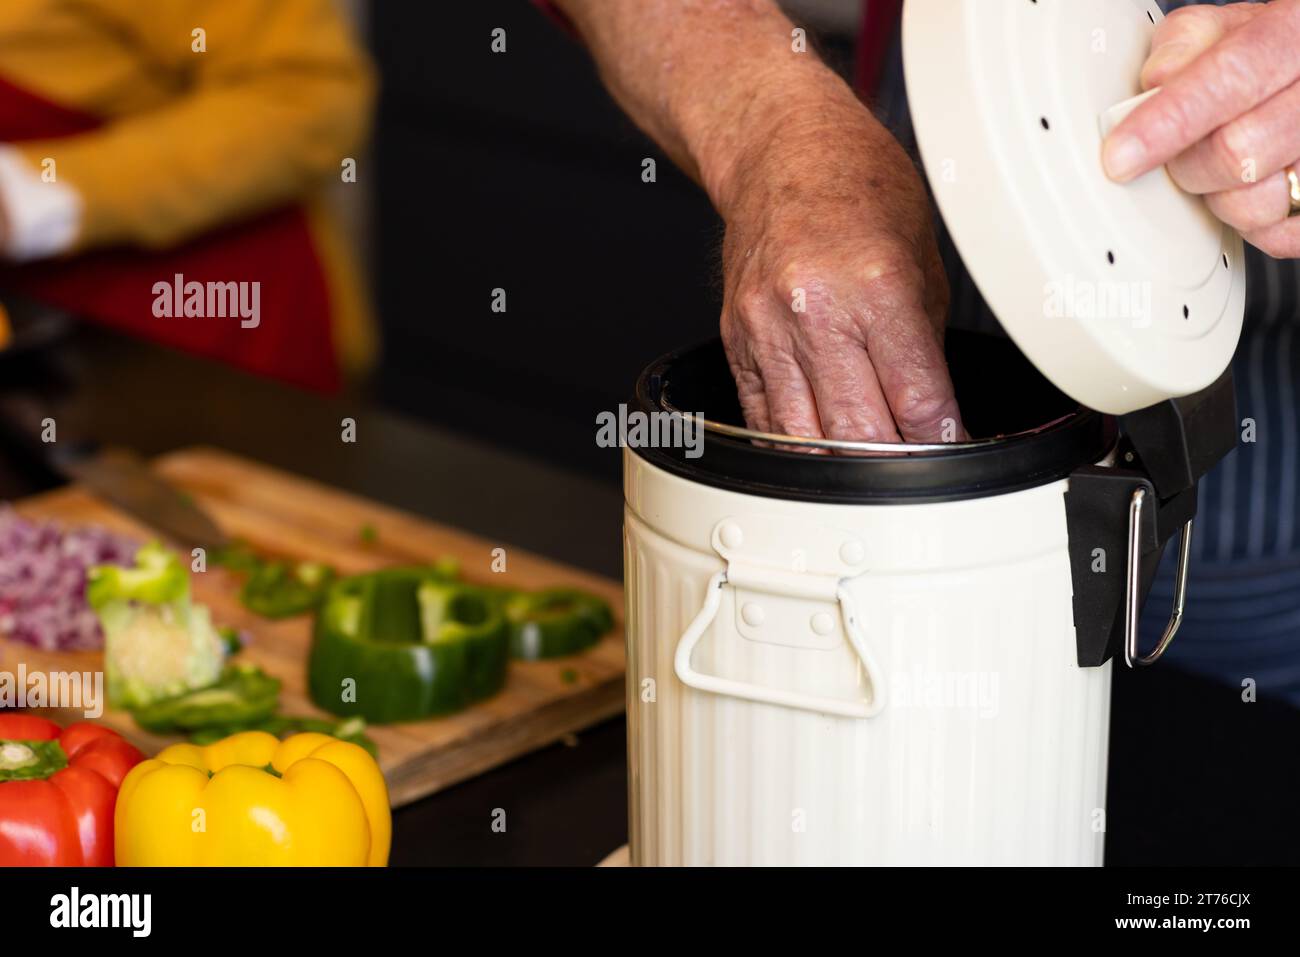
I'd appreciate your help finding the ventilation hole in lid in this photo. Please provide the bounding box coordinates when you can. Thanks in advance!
[1041,117,1051,131]
[1223,253,1230,269]
[1147,11,1155,24]
[1107,251,1115,265]
[1183,305,1191,320]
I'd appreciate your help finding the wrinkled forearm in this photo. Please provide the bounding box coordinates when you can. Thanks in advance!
[551,0,870,218]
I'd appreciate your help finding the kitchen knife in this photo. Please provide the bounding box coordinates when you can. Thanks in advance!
[55,447,231,551]
[0,391,230,551]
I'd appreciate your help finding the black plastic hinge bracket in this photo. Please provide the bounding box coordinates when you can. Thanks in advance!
[1065,368,1237,668]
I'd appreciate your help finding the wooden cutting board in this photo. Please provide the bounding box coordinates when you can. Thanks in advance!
[0,447,626,807]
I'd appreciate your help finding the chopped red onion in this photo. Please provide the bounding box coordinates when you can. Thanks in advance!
[0,506,138,651]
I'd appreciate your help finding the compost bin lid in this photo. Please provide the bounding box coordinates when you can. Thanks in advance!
[902,0,1245,415]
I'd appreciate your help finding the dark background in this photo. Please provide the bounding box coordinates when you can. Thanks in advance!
[370,0,856,481]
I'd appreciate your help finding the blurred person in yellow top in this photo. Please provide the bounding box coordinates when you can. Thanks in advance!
[0,0,376,392]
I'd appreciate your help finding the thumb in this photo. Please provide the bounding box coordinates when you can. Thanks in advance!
[1140,3,1263,90]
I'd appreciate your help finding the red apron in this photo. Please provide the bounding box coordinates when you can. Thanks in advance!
[0,74,340,393]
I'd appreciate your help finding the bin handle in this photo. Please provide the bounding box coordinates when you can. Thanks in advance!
[673,570,885,718]
[1124,486,1193,668]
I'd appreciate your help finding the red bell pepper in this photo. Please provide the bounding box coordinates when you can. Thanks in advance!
[0,714,144,866]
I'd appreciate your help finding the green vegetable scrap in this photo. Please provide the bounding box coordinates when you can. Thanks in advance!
[88,542,225,710]
[218,626,244,656]
[212,540,336,619]
[240,560,335,619]
[209,541,263,574]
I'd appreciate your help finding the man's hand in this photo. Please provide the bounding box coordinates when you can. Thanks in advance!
[551,0,962,443]
[716,90,960,442]
[1102,0,1300,258]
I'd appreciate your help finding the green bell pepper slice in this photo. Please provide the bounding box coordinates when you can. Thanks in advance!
[129,663,281,733]
[308,568,509,723]
[503,588,614,660]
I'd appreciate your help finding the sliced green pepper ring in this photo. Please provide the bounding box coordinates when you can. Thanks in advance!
[504,588,614,660]
[309,568,508,723]
[0,739,68,782]
[129,664,281,733]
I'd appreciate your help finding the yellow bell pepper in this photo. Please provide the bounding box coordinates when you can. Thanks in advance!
[114,731,390,866]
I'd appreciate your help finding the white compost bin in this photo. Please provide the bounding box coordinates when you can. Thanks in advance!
[622,0,1247,866]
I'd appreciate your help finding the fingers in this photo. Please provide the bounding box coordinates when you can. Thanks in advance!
[792,329,902,444]
[1140,3,1261,90]
[724,251,965,447]
[1166,80,1300,194]
[1234,168,1300,258]
[1244,216,1300,260]
[754,348,826,440]
[1104,1,1300,182]
[855,267,964,444]
[867,327,964,444]
[722,294,826,440]
[728,267,961,447]
[1205,169,1293,233]
[790,257,961,445]
[776,268,902,442]
[722,337,772,434]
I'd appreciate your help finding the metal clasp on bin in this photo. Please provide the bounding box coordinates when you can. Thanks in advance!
[1124,487,1192,668]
